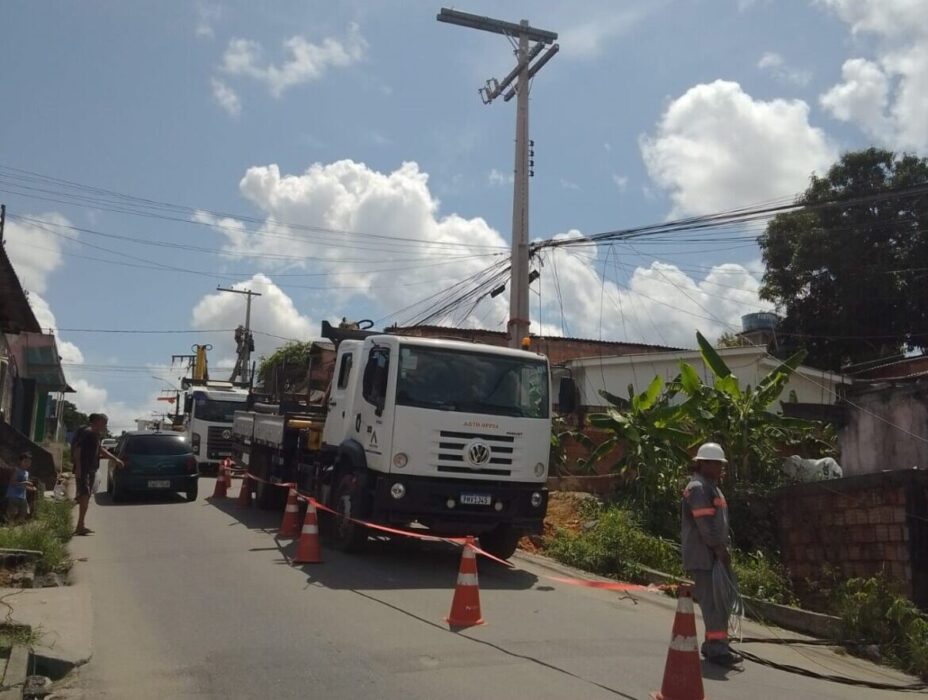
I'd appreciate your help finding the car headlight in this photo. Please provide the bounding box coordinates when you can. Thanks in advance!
[534,462,547,478]
[530,491,544,508]
[390,482,406,500]
[393,452,408,468]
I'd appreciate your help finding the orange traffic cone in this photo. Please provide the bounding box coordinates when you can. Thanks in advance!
[651,585,705,700]
[446,536,484,628]
[237,473,252,508]
[279,489,301,537]
[292,500,322,564]
[212,460,228,499]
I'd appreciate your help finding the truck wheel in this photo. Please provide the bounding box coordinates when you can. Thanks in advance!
[185,481,198,502]
[478,525,522,560]
[330,473,369,552]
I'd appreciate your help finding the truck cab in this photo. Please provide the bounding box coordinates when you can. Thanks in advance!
[323,334,552,557]
[185,386,249,471]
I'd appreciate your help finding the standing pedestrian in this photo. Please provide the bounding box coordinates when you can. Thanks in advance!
[71,413,123,535]
[680,442,741,666]
[6,452,36,525]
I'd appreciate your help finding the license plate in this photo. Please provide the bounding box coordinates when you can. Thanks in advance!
[147,480,171,489]
[460,493,492,506]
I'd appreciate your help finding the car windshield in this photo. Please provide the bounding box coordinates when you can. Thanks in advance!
[395,345,548,418]
[125,435,190,456]
[193,399,243,423]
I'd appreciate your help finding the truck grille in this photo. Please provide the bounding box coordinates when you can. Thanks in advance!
[435,430,515,476]
[207,426,234,458]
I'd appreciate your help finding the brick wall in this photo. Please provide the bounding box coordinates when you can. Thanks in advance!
[774,470,928,608]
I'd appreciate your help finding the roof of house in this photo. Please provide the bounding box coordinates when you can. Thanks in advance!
[849,354,928,381]
[0,243,41,334]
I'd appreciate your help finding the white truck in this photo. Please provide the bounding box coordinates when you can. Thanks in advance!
[183,383,249,472]
[232,322,575,559]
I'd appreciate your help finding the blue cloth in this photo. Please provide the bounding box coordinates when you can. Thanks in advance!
[6,468,28,501]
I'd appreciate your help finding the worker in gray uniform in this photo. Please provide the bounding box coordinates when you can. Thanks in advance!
[681,442,740,665]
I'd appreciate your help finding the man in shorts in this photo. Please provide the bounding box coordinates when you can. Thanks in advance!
[71,413,123,535]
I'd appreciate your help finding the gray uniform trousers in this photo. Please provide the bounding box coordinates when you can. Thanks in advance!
[690,568,730,658]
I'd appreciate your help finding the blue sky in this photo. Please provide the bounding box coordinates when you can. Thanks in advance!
[2,0,925,429]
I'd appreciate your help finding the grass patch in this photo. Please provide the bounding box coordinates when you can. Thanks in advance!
[544,502,795,604]
[0,496,72,575]
[0,622,40,651]
[833,575,928,680]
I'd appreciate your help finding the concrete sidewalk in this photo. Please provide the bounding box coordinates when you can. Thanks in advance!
[0,582,92,676]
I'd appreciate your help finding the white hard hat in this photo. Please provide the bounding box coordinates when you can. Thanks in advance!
[694,442,727,463]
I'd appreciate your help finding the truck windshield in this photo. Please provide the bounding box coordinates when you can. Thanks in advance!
[396,345,548,418]
[194,399,243,423]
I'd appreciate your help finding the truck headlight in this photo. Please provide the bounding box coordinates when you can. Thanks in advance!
[534,462,547,478]
[530,491,544,508]
[392,452,408,468]
[390,482,406,500]
[191,432,201,453]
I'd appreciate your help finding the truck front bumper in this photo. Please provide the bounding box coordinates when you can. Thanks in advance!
[371,475,547,535]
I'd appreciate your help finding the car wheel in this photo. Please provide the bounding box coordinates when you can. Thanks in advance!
[329,473,369,552]
[478,524,522,561]
[185,481,199,503]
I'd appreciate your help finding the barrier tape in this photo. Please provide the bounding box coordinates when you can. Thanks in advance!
[544,575,674,592]
[230,467,514,567]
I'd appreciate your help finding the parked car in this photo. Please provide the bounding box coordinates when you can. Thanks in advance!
[107,431,199,502]
[101,438,117,451]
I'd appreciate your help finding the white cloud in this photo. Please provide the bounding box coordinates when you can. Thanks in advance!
[221,24,366,98]
[818,0,928,151]
[639,80,836,216]
[195,3,221,39]
[560,6,655,59]
[611,174,629,193]
[190,273,315,360]
[488,168,513,187]
[211,78,241,117]
[193,158,770,350]
[535,238,772,346]
[4,213,73,294]
[757,51,813,87]
[560,178,581,191]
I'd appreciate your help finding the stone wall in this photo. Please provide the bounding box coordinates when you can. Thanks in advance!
[774,470,928,609]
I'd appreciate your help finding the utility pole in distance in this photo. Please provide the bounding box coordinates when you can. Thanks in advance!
[437,8,558,348]
[217,286,262,385]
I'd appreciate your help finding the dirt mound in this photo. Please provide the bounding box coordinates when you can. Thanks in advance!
[519,491,599,554]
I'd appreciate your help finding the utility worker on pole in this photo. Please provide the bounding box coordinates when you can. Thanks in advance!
[681,442,740,666]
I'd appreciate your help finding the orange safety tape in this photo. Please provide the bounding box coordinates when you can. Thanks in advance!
[712,497,727,507]
[242,472,297,490]
[691,507,716,517]
[545,575,674,592]
[300,495,515,568]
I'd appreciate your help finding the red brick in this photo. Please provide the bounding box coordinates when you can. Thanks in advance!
[903,528,910,543]
[893,509,908,524]
[848,545,862,560]
[868,509,882,525]
[875,525,890,541]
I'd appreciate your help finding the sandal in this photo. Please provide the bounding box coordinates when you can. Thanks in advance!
[74,527,94,536]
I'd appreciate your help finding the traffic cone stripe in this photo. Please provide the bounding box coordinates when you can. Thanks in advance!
[285,504,299,512]
[677,597,694,614]
[456,573,478,586]
[668,635,699,652]
[302,524,319,535]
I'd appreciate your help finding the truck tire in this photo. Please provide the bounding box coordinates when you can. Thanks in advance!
[478,524,522,560]
[329,473,369,552]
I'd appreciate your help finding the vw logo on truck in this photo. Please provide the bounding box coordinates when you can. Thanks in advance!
[466,440,492,466]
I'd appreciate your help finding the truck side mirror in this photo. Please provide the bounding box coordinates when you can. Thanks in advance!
[558,377,577,414]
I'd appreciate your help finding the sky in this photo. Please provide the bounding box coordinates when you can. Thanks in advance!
[1,0,926,430]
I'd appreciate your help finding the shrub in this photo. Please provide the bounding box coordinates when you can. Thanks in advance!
[732,550,795,605]
[833,575,928,680]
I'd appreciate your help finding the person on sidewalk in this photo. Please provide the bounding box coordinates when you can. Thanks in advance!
[71,413,123,535]
[681,441,740,666]
[6,452,37,525]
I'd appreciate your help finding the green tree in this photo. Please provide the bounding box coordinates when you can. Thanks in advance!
[60,400,88,433]
[257,341,312,389]
[759,148,928,370]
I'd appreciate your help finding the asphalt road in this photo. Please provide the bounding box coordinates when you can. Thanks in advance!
[65,475,917,699]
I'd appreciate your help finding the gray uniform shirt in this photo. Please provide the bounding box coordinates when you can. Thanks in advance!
[681,473,730,571]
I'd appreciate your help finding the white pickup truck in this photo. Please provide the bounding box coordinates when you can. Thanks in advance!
[232,324,574,559]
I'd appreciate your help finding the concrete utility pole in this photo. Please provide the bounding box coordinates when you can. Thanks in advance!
[0,204,6,245]
[216,286,261,384]
[437,8,558,348]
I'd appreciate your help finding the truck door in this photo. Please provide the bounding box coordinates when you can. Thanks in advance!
[322,344,359,447]
[355,343,394,472]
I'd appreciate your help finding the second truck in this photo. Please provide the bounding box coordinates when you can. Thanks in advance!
[232,322,574,559]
